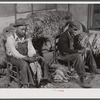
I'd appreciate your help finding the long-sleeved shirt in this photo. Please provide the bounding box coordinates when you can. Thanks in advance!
[74,34,84,50]
[5,33,36,59]
[58,30,78,55]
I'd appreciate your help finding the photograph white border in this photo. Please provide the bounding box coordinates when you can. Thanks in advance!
[0,1,100,98]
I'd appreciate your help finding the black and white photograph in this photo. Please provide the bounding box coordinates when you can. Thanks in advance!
[0,2,100,91]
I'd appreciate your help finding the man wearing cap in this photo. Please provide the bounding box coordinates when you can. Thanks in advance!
[58,20,100,88]
[5,18,50,88]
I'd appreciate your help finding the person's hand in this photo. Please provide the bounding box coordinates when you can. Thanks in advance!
[78,49,85,54]
[22,56,29,61]
[28,57,37,62]
[86,47,91,51]
[25,38,32,42]
[23,56,37,62]
[38,33,44,38]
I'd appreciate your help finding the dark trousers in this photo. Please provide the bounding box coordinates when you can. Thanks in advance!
[8,56,34,85]
[60,50,98,77]
[8,56,49,85]
[59,53,86,77]
[85,50,98,72]
[38,56,49,79]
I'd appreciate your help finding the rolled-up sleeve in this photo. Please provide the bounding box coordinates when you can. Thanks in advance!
[27,39,36,57]
[6,36,26,59]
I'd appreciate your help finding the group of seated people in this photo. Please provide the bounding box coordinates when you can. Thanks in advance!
[4,18,100,88]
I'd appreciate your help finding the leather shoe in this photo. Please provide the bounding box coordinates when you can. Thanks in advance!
[94,69,100,74]
[29,84,35,88]
[80,82,92,88]
[80,76,92,88]
[41,78,52,83]
[40,78,52,86]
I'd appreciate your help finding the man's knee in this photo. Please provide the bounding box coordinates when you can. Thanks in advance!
[74,53,84,62]
[75,53,82,59]
[86,49,92,56]
[38,56,46,63]
[20,61,29,71]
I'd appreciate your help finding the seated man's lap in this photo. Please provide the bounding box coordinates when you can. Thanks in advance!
[60,53,82,61]
[8,56,29,70]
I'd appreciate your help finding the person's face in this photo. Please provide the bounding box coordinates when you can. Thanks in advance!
[16,25,27,37]
[69,27,81,36]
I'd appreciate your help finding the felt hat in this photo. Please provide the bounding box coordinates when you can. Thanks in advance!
[13,18,28,27]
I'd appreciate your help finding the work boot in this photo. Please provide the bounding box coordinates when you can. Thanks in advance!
[80,82,92,88]
[40,78,52,85]
[93,69,100,74]
[29,84,35,88]
[80,76,92,88]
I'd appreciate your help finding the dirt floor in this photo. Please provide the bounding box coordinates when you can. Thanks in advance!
[0,73,100,88]
[0,52,100,88]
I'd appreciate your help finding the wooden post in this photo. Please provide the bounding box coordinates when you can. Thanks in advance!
[87,4,94,32]
[31,4,33,14]
[56,4,57,11]
[68,4,70,12]
[14,4,17,22]
[46,4,47,11]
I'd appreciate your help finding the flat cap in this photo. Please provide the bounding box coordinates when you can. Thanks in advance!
[69,20,81,30]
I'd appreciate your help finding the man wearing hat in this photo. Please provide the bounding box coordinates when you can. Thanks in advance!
[58,20,100,88]
[5,18,50,88]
